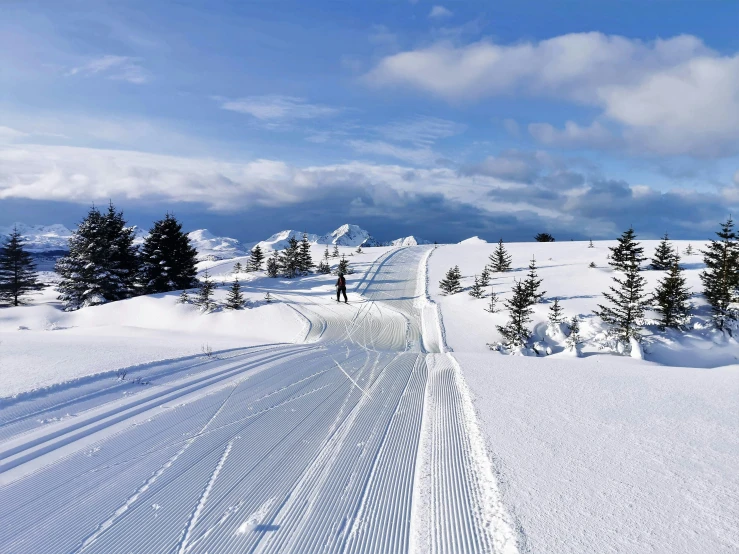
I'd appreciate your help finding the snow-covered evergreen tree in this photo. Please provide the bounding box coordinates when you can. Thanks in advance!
[650,233,677,270]
[684,244,694,256]
[469,275,484,298]
[138,213,198,294]
[225,278,245,309]
[336,254,353,275]
[297,233,314,274]
[232,261,243,274]
[497,279,533,348]
[323,246,330,261]
[489,239,512,272]
[654,257,691,329]
[484,286,499,313]
[588,239,594,248]
[195,269,216,312]
[534,232,555,242]
[56,206,112,310]
[266,254,279,278]
[332,244,339,258]
[548,297,564,325]
[565,316,583,355]
[278,237,301,278]
[248,245,265,272]
[608,227,646,272]
[479,266,491,287]
[439,266,462,295]
[264,291,273,303]
[524,256,545,304]
[317,259,331,274]
[589,261,597,268]
[0,226,42,306]
[178,290,190,304]
[700,217,739,330]
[102,203,139,301]
[595,257,649,344]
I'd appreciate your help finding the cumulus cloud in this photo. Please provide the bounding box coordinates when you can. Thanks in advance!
[365,33,739,157]
[429,6,453,18]
[1,143,735,239]
[66,55,147,84]
[219,95,341,121]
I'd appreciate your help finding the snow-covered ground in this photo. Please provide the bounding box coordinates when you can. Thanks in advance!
[428,240,739,553]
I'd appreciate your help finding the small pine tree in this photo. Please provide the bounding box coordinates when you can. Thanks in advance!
[264,291,273,303]
[297,233,314,274]
[588,239,594,248]
[534,233,555,242]
[484,286,499,313]
[336,254,353,275]
[324,246,330,261]
[195,270,216,312]
[138,213,198,294]
[317,259,331,274]
[278,237,301,278]
[439,266,463,295]
[248,245,265,271]
[548,297,564,325]
[266,255,279,278]
[178,290,190,304]
[489,239,512,272]
[469,275,484,298]
[0,227,42,306]
[650,233,677,270]
[479,266,491,287]
[225,278,245,309]
[524,256,546,304]
[654,257,691,330]
[595,257,650,344]
[497,279,533,348]
[565,316,583,354]
[609,227,646,272]
[356,245,363,254]
[700,217,739,330]
[332,244,340,258]
[589,261,597,268]
[684,244,694,256]
[233,262,243,274]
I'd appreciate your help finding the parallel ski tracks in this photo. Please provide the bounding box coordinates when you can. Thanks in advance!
[0,246,519,554]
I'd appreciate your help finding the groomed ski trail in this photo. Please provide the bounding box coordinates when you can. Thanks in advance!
[0,246,518,553]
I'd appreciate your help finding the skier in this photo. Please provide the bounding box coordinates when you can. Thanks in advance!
[336,272,347,303]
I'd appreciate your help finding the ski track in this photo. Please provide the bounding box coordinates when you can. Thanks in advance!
[0,246,519,553]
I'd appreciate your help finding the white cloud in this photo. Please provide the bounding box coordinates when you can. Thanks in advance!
[365,33,739,156]
[429,6,453,18]
[220,95,341,121]
[528,121,618,150]
[374,116,465,146]
[0,126,29,143]
[348,140,438,165]
[734,170,739,186]
[66,55,147,84]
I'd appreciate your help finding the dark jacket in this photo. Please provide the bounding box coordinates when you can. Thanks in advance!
[336,275,346,288]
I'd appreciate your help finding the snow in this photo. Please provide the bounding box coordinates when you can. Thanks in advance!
[428,240,739,553]
[0,223,73,252]
[187,229,248,260]
[255,229,319,252]
[316,223,380,247]
[458,236,487,245]
[390,235,432,247]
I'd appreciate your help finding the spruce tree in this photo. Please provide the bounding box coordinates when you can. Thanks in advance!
[278,237,301,278]
[324,246,330,261]
[178,290,190,304]
[700,217,739,330]
[650,233,677,270]
[489,239,512,272]
[264,291,273,303]
[479,266,491,287]
[534,232,555,242]
[496,279,533,347]
[0,227,42,306]
[588,239,594,248]
[484,286,499,313]
[298,233,314,274]
[469,275,484,298]
[336,254,353,275]
[138,213,198,294]
[332,244,340,258]
[248,245,265,272]
[548,297,564,325]
[565,316,583,354]
[654,257,691,329]
[56,206,110,310]
[195,269,216,312]
[233,261,243,274]
[225,278,245,309]
[684,244,694,256]
[102,202,139,301]
[609,227,646,272]
[595,257,650,343]
[266,255,279,278]
[317,259,331,274]
[524,256,545,304]
[439,266,462,295]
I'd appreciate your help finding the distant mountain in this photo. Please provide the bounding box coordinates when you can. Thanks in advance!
[0,223,73,253]
[459,236,487,245]
[389,236,432,247]
[187,229,247,261]
[317,224,382,247]
[255,230,319,252]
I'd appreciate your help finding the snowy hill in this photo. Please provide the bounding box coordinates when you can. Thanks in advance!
[316,224,381,247]
[389,235,432,247]
[187,229,247,261]
[0,223,73,252]
[255,230,319,252]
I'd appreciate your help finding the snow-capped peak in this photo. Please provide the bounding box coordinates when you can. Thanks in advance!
[0,223,73,252]
[389,236,432,247]
[317,224,380,247]
[256,230,319,252]
[187,229,247,261]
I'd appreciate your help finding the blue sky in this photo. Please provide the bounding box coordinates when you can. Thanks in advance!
[1,0,739,243]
